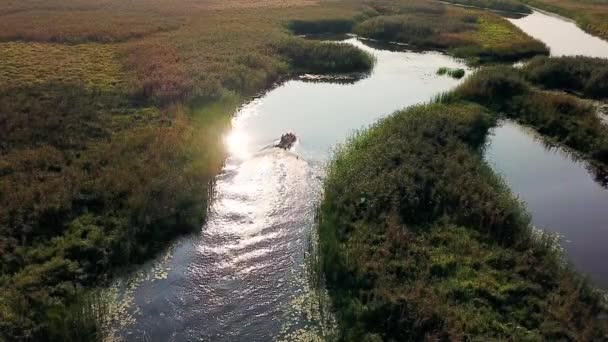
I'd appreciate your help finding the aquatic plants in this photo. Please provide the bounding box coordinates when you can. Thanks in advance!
[318,102,608,340]
[453,65,608,165]
[0,0,375,339]
[523,55,608,99]
[437,67,466,78]
[352,1,548,63]
[274,38,374,74]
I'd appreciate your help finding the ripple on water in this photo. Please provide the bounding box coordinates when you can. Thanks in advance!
[114,37,469,341]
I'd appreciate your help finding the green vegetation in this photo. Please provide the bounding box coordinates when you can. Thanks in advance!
[0,0,374,339]
[437,66,466,78]
[318,101,608,340]
[443,0,531,14]
[523,55,608,99]
[275,38,374,74]
[351,0,548,63]
[518,0,608,40]
[453,66,608,165]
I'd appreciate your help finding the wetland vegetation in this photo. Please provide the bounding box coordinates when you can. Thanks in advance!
[2,0,608,340]
[318,101,608,341]
[523,55,608,99]
[351,0,548,62]
[437,66,466,78]
[451,65,608,166]
[0,0,372,339]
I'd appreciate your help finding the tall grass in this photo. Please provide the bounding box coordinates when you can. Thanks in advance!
[524,55,608,99]
[351,1,548,63]
[437,66,466,78]
[0,0,382,339]
[318,102,608,340]
[454,65,608,165]
[274,38,374,74]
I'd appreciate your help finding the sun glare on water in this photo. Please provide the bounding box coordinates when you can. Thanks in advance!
[225,129,250,158]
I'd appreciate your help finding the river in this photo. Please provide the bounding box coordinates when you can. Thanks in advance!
[113,38,468,341]
[485,10,608,287]
[113,9,608,341]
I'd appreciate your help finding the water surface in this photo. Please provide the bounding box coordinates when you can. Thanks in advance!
[115,10,608,340]
[115,38,468,341]
[508,10,608,57]
[488,9,608,287]
[486,122,608,286]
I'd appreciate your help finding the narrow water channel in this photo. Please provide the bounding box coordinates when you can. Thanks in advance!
[114,9,608,340]
[486,122,608,286]
[486,10,608,287]
[508,10,608,57]
[115,38,468,341]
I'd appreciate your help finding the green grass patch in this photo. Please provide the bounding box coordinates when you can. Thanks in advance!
[453,65,608,166]
[351,1,548,63]
[0,1,383,339]
[437,66,466,78]
[318,101,608,340]
[523,55,608,99]
[274,38,374,74]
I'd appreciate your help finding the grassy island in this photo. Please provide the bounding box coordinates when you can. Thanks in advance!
[318,100,608,340]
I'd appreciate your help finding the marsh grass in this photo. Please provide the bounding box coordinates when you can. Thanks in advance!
[454,65,608,166]
[523,55,608,99]
[352,1,548,63]
[519,0,608,40]
[275,38,374,74]
[437,66,466,78]
[318,102,608,340]
[0,0,382,339]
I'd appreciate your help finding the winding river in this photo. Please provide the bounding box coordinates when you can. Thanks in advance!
[114,39,468,341]
[486,10,608,287]
[114,10,608,341]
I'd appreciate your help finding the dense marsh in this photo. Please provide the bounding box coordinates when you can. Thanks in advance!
[0,0,372,339]
[2,0,608,340]
[318,102,608,340]
[452,64,608,166]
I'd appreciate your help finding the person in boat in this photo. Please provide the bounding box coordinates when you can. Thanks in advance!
[277,132,297,149]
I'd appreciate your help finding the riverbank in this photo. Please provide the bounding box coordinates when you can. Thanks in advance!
[318,100,608,340]
[290,0,549,63]
[0,0,585,339]
[450,62,608,168]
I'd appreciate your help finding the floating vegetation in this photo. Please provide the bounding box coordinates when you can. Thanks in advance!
[437,66,466,78]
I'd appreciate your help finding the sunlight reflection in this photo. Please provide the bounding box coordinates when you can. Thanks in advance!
[225,129,250,158]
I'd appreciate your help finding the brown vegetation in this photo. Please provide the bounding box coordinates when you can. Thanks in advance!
[352,0,548,62]
[0,0,372,339]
